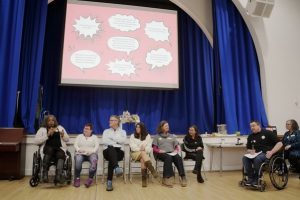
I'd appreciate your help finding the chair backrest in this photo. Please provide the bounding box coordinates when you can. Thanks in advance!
[266,126,278,141]
[266,125,277,135]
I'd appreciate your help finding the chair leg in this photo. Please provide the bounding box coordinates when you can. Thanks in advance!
[202,162,207,180]
[128,159,132,183]
[123,159,126,183]
[101,160,106,184]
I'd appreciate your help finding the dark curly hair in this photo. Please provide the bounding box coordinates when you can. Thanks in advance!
[134,122,148,141]
[41,115,58,128]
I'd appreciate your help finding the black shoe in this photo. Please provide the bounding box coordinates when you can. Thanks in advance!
[192,169,198,174]
[54,173,63,185]
[245,178,253,186]
[42,172,49,183]
[251,179,259,187]
[197,174,204,183]
[59,176,65,184]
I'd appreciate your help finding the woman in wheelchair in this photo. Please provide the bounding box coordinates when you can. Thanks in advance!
[35,115,69,184]
[182,125,204,183]
[129,122,158,187]
[242,121,277,187]
[266,119,300,172]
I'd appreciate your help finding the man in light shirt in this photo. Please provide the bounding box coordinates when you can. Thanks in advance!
[102,115,126,191]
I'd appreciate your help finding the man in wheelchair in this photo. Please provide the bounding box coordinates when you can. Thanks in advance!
[35,115,70,184]
[266,119,300,173]
[242,120,277,187]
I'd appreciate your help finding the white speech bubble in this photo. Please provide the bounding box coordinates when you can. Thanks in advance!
[70,50,101,70]
[107,37,139,55]
[145,21,170,42]
[106,59,136,76]
[73,16,100,38]
[108,14,140,32]
[146,48,172,69]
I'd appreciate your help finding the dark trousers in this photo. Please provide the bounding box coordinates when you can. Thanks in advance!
[103,146,124,181]
[242,153,266,180]
[155,153,185,178]
[184,150,204,171]
[288,155,300,172]
[43,145,66,171]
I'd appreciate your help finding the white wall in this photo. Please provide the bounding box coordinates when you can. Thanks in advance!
[232,0,300,133]
[174,0,300,133]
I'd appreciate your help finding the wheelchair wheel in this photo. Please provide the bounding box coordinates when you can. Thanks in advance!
[29,177,39,187]
[30,152,41,187]
[239,180,246,187]
[65,154,72,184]
[269,155,288,190]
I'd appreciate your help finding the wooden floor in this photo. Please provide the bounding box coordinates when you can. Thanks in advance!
[0,171,299,200]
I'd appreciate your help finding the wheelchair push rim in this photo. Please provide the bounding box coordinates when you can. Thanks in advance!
[269,156,288,190]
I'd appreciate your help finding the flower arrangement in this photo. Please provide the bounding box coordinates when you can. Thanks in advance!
[120,111,140,123]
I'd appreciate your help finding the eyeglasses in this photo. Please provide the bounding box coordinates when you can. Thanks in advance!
[109,119,118,122]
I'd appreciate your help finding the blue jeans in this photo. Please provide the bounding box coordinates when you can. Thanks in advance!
[242,153,266,180]
[74,153,98,178]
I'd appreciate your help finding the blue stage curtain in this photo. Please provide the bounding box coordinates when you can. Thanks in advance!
[213,0,268,134]
[0,0,25,127]
[17,0,48,133]
[40,3,214,135]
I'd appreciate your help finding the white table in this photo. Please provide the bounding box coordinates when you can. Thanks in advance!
[206,143,246,175]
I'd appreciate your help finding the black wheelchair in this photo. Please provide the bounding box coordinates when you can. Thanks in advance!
[29,145,72,187]
[239,152,288,192]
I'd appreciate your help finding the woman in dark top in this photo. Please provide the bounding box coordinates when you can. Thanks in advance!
[267,119,300,172]
[182,125,204,183]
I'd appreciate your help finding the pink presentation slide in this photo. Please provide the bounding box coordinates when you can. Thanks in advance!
[61,1,179,89]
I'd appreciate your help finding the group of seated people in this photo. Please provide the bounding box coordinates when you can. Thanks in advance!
[242,120,300,187]
[35,115,205,191]
[35,115,300,191]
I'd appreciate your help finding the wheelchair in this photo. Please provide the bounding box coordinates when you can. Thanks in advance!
[239,151,288,192]
[29,145,72,187]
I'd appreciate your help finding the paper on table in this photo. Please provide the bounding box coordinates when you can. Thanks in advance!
[244,151,262,159]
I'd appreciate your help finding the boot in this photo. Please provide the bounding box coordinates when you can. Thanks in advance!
[42,170,49,183]
[197,171,204,183]
[145,161,158,178]
[42,155,50,183]
[141,169,147,187]
[162,177,173,188]
[197,164,204,183]
[55,159,64,184]
[180,176,187,187]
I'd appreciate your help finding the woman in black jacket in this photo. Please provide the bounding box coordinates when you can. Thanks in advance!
[182,125,204,183]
